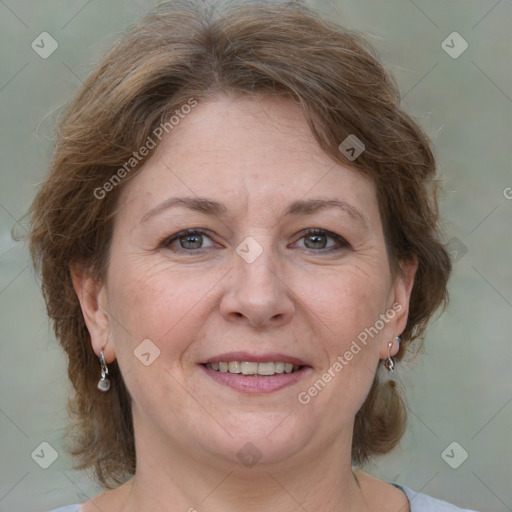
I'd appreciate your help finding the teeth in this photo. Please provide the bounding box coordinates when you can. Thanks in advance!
[257,362,276,376]
[241,361,259,375]
[228,361,241,373]
[206,361,302,376]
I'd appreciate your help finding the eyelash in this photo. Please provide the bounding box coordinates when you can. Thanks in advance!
[162,228,350,254]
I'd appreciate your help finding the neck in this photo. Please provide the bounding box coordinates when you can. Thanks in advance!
[119,421,369,512]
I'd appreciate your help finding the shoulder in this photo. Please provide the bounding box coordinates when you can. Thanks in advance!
[46,506,81,512]
[393,484,480,512]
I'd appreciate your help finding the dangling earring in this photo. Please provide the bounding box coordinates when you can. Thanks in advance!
[384,335,401,372]
[97,348,111,391]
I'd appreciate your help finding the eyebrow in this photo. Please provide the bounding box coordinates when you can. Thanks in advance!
[140,196,368,226]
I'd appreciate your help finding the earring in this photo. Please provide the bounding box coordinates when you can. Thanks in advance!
[97,349,111,391]
[384,335,401,372]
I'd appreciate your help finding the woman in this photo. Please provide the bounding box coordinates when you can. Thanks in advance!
[26,0,478,510]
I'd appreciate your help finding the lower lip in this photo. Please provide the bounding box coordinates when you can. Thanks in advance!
[200,365,311,393]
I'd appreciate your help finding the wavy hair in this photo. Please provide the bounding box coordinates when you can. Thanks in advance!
[24,0,451,487]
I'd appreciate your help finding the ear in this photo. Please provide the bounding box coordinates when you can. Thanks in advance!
[379,255,418,359]
[70,265,116,363]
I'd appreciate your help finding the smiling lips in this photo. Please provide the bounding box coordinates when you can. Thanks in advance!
[201,352,310,392]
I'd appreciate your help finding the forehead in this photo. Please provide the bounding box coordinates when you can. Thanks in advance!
[116,94,379,226]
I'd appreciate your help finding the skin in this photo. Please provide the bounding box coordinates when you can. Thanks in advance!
[73,94,417,512]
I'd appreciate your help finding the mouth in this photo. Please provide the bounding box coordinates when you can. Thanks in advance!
[199,352,311,393]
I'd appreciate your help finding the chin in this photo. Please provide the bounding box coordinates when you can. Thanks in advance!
[196,411,313,468]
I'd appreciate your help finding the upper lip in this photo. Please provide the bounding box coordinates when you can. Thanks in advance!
[202,352,309,366]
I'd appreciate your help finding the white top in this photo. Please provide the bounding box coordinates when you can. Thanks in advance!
[47,484,479,511]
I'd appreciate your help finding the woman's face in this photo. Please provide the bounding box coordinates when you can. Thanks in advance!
[80,94,415,470]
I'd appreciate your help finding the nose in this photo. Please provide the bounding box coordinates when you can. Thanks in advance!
[219,246,295,329]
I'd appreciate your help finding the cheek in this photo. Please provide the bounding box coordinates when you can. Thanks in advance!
[300,263,391,348]
[294,264,390,408]
[106,257,219,366]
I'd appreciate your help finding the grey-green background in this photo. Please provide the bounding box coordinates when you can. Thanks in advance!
[1,1,511,511]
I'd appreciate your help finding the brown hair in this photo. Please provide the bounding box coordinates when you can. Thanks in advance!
[24,0,451,487]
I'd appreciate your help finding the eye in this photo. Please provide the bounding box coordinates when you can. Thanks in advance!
[294,229,350,252]
[164,229,217,252]
[162,228,350,254]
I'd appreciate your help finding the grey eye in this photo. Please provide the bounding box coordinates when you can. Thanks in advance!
[303,233,328,249]
[165,229,216,252]
[178,232,203,249]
